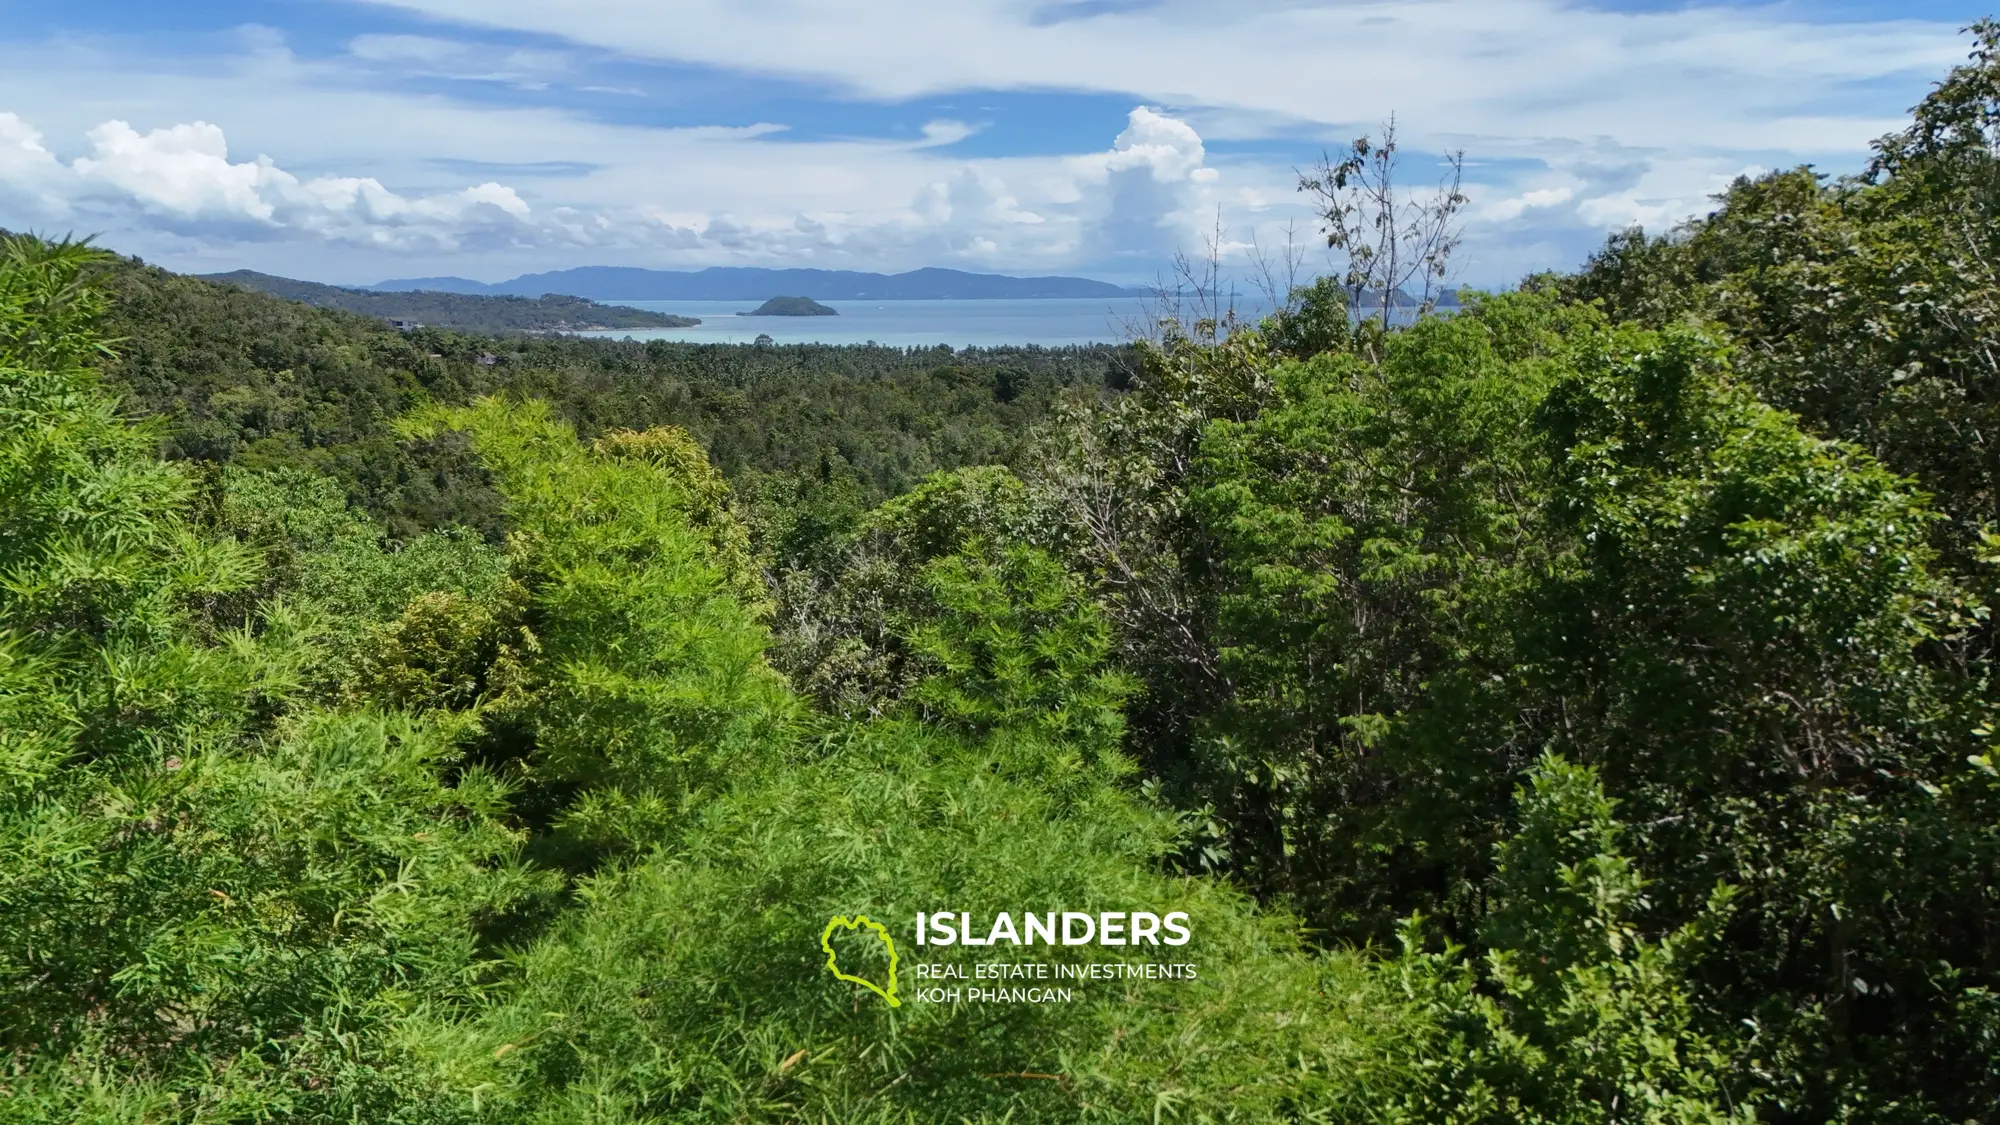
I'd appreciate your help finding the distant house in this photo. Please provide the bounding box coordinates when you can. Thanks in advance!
[387,318,422,331]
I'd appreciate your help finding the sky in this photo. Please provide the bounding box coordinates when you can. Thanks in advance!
[0,0,1984,288]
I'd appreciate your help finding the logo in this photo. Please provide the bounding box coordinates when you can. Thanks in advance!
[820,914,901,1007]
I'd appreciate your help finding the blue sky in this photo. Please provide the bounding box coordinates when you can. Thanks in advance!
[0,1,1982,287]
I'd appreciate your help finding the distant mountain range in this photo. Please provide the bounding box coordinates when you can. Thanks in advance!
[371,266,1145,302]
[198,271,697,333]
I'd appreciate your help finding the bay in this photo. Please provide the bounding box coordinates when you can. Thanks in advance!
[575,297,1163,348]
[571,295,1449,348]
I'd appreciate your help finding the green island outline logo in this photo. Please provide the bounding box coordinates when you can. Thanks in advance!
[820,914,902,1007]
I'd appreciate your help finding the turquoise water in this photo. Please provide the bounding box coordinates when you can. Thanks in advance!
[577,297,1162,347]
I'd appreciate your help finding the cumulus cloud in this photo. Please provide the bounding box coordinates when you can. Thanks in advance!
[76,121,280,221]
[1414,139,1781,283]
[913,168,1037,226]
[1098,106,1212,183]
[0,105,1228,272]
[753,106,1221,266]
[0,116,559,251]
[0,112,67,216]
[1067,106,1220,263]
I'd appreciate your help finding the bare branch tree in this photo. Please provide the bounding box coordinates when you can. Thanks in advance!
[1124,208,1245,347]
[1246,218,1311,320]
[1298,114,1468,335]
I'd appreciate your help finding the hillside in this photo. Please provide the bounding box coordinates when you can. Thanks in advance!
[198,269,700,333]
[374,264,1145,300]
[88,253,1127,541]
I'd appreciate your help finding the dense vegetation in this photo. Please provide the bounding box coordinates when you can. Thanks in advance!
[199,270,700,332]
[84,254,1127,540]
[9,26,2000,1124]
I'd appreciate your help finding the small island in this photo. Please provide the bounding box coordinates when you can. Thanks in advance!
[742,295,838,316]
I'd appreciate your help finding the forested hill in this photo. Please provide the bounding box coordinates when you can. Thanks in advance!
[197,269,699,332]
[92,253,1129,539]
[745,295,839,315]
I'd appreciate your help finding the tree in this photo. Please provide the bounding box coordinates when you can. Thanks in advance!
[1377,755,1754,1125]
[1298,114,1469,340]
[0,235,541,1122]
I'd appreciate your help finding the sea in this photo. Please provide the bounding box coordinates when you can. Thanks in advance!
[564,295,1451,348]
[576,297,1172,348]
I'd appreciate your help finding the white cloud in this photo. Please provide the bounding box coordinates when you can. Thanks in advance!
[1098,106,1209,182]
[76,121,279,221]
[0,112,68,217]
[0,104,1226,273]
[1061,106,1223,264]
[2,117,563,252]
[1572,160,1767,232]
[353,0,1961,153]
[1483,186,1574,224]
[346,33,573,88]
[917,119,978,147]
